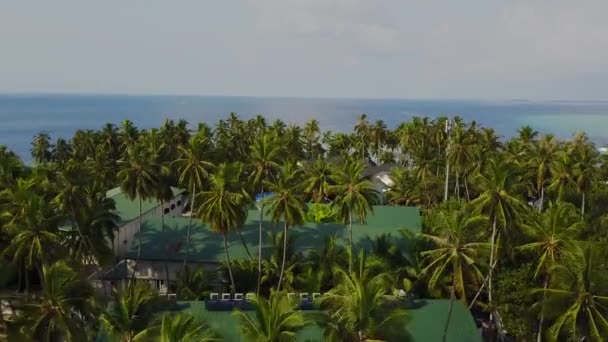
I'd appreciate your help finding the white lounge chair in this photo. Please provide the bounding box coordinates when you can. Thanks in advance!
[221,293,231,301]
[246,293,255,300]
[312,292,321,300]
[210,293,219,300]
[300,293,310,301]
[234,293,244,300]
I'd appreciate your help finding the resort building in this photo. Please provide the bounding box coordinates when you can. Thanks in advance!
[95,188,422,294]
[106,186,188,258]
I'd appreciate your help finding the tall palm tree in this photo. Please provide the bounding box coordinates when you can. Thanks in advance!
[529,135,559,212]
[31,132,53,164]
[329,159,378,273]
[303,159,333,203]
[249,133,282,293]
[303,119,322,160]
[138,313,218,342]
[119,119,139,151]
[0,146,24,188]
[61,185,118,266]
[118,144,158,275]
[198,163,249,293]
[264,163,306,291]
[233,290,311,341]
[571,142,599,217]
[548,152,575,202]
[535,246,608,341]
[385,166,420,206]
[419,208,488,342]
[100,280,160,342]
[2,195,61,286]
[516,203,583,342]
[470,159,525,316]
[320,252,408,341]
[9,261,96,342]
[174,139,214,267]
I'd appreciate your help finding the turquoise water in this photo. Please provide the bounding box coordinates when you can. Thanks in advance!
[2,95,608,162]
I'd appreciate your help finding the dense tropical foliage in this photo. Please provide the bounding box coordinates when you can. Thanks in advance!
[2,114,608,341]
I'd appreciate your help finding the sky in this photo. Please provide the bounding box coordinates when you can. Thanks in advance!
[1,1,608,100]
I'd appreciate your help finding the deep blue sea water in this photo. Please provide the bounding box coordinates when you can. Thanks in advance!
[2,94,608,163]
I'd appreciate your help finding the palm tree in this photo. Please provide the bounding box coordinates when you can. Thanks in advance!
[0,146,24,188]
[233,290,310,341]
[100,280,160,342]
[534,246,608,341]
[145,129,174,291]
[385,166,420,206]
[9,261,96,341]
[264,163,306,291]
[249,132,282,293]
[517,125,539,144]
[119,119,139,150]
[329,159,378,273]
[138,313,218,342]
[419,208,488,342]
[118,144,158,275]
[175,266,211,300]
[31,132,53,164]
[529,135,559,212]
[320,252,408,341]
[470,159,525,315]
[174,139,214,267]
[303,119,322,159]
[571,141,599,217]
[548,152,575,202]
[353,114,371,161]
[197,163,249,293]
[2,195,61,287]
[61,185,118,266]
[303,159,333,203]
[516,203,583,341]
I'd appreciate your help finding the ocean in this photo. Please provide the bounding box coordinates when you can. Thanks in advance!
[2,94,608,163]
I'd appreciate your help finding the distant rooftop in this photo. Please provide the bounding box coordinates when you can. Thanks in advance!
[125,206,421,263]
[106,186,186,223]
[174,299,481,342]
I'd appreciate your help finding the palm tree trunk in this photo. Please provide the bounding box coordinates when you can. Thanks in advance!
[488,216,497,324]
[464,176,471,201]
[537,278,548,342]
[539,185,544,213]
[238,230,253,260]
[469,258,498,309]
[349,211,353,274]
[161,200,169,294]
[277,221,288,291]
[223,233,236,294]
[442,279,456,342]
[133,197,143,279]
[454,171,460,200]
[184,184,195,268]
[257,186,264,295]
[581,192,585,218]
[444,158,450,202]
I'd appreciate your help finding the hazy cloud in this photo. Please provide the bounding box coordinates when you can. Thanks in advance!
[1,1,607,99]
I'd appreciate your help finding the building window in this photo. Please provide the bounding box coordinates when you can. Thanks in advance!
[177,200,182,206]
[164,208,170,214]
[171,204,176,210]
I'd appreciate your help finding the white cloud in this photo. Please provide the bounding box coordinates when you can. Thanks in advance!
[245,0,401,54]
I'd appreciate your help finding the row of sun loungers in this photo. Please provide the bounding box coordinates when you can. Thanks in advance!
[205,292,322,310]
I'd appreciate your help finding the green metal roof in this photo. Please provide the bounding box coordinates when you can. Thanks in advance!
[126,206,421,263]
[106,186,186,223]
[174,299,481,342]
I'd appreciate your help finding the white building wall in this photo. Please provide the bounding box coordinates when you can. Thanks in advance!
[112,194,188,259]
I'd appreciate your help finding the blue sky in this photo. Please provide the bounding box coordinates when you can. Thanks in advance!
[1,1,607,100]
